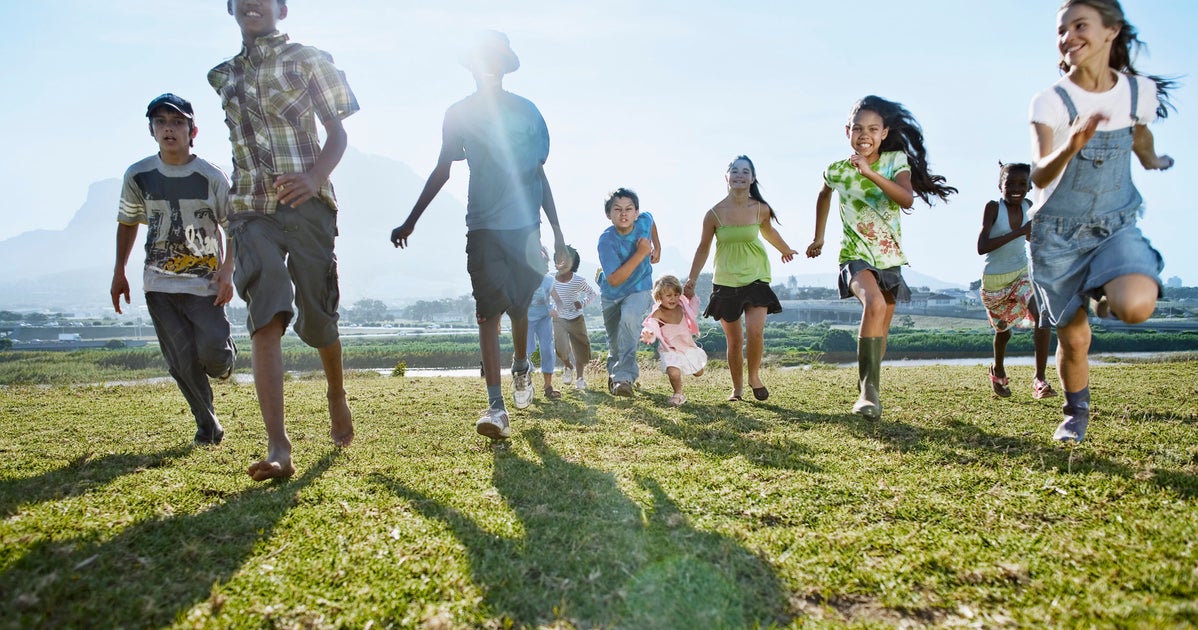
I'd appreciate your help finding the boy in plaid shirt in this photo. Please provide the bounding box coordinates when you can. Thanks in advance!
[209,0,359,480]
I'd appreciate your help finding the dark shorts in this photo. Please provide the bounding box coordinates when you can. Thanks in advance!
[228,199,341,347]
[467,226,544,321]
[838,260,911,303]
[702,280,782,322]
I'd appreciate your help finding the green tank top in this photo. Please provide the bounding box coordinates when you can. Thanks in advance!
[712,213,770,287]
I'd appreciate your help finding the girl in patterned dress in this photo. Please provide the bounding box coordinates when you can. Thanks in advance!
[977,162,1056,401]
[807,96,956,419]
[641,275,707,407]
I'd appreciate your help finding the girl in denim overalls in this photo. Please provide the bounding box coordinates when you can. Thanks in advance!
[1029,0,1176,443]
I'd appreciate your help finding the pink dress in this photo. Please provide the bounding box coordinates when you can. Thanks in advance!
[640,296,708,375]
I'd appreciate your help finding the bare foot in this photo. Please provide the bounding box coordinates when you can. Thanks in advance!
[329,392,354,447]
[247,458,295,482]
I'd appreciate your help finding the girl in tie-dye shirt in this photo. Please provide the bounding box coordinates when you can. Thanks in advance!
[806,95,956,420]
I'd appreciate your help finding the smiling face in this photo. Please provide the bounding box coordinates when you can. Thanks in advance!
[1057,3,1119,71]
[1000,170,1031,207]
[606,196,639,234]
[725,159,755,192]
[846,109,888,162]
[149,108,196,161]
[228,0,287,43]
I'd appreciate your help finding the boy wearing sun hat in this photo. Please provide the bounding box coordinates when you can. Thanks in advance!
[391,30,567,442]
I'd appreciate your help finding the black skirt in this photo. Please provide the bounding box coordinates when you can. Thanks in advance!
[838,260,912,302]
[702,280,782,322]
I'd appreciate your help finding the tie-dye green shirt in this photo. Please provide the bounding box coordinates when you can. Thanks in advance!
[823,151,911,268]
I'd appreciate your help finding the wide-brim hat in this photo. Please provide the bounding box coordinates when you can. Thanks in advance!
[459,30,520,76]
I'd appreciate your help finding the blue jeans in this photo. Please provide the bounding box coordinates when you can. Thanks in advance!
[601,290,651,383]
[525,315,555,373]
[146,291,236,442]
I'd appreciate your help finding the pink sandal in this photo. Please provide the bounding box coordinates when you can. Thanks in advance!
[989,365,1011,398]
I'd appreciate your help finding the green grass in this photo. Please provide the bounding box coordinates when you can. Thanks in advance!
[1,362,1196,628]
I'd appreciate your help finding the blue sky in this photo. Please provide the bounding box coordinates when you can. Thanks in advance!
[2,0,1195,285]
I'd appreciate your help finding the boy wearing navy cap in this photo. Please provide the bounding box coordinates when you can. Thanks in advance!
[111,93,237,445]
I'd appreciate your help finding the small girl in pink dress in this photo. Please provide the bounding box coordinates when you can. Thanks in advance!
[641,275,708,407]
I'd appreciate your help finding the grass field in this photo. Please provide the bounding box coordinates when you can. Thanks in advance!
[1,361,1196,628]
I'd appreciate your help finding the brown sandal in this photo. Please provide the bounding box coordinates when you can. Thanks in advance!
[545,387,562,400]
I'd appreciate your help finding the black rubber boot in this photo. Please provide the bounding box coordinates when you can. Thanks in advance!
[852,336,884,420]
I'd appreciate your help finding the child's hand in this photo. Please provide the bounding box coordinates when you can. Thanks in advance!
[635,237,652,256]
[391,220,416,248]
[650,248,661,264]
[682,278,696,298]
[574,301,583,310]
[806,239,824,258]
[1068,112,1109,153]
[849,153,875,176]
[1145,154,1175,171]
[213,265,235,306]
[640,328,655,344]
[780,249,799,263]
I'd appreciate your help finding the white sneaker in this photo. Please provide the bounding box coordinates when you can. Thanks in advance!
[476,408,511,439]
[562,366,574,386]
[513,369,534,409]
[574,377,587,391]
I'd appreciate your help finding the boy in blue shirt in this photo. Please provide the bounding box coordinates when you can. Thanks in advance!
[597,188,660,396]
[392,31,566,441]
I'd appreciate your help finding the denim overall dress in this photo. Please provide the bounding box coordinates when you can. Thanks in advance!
[1029,75,1163,327]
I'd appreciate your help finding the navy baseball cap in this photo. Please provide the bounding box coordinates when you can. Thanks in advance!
[145,93,194,119]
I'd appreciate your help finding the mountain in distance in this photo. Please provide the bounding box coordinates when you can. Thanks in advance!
[0,148,963,313]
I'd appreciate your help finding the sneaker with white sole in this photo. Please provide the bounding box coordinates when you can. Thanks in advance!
[562,366,574,386]
[476,408,511,439]
[513,369,534,409]
[574,377,587,391]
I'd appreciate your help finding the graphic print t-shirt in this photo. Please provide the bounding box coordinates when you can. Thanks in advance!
[117,155,230,296]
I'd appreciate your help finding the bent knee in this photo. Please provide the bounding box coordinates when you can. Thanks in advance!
[1110,294,1157,324]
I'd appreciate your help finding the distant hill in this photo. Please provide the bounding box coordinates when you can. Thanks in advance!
[0,148,962,312]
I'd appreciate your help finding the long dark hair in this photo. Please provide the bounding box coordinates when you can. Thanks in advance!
[727,155,778,223]
[1058,0,1177,118]
[849,96,957,206]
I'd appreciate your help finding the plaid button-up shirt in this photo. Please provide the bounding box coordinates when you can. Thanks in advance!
[208,31,359,215]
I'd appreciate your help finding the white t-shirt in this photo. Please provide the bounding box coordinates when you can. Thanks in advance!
[1028,73,1159,207]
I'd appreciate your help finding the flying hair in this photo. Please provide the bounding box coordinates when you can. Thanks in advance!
[849,96,957,206]
[1057,0,1178,118]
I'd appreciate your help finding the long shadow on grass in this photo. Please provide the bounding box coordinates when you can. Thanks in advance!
[625,394,826,472]
[0,451,339,627]
[829,411,1198,498]
[373,427,790,628]
[0,443,194,518]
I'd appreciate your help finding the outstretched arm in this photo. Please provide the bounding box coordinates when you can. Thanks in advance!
[605,238,653,287]
[111,223,139,314]
[683,211,717,297]
[1132,124,1175,171]
[391,155,453,248]
[757,204,798,263]
[650,221,662,264]
[539,165,568,257]
[806,183,833,258]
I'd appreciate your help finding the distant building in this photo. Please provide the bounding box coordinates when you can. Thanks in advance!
[1166,276,1183,289]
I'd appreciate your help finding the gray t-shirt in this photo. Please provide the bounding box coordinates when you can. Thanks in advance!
[117,155,230,296]
[442,90,550,231]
